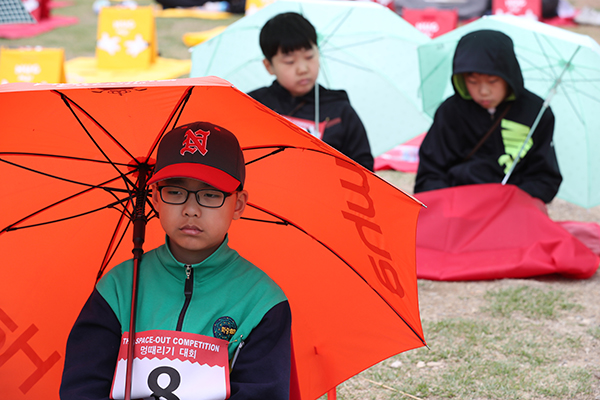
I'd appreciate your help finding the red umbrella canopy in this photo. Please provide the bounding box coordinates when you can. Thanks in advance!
[0,77,425,399]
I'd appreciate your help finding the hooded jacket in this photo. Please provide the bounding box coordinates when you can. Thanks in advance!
[414,30,562,203]
[248,80,374,171]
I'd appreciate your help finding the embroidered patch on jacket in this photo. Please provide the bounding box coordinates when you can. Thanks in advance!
[213,316,237,341]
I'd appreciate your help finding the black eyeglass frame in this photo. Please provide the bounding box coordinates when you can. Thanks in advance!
[156,185,233,208]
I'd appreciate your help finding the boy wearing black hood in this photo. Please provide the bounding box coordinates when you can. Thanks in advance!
[248,12,374,171]
[414,30,562,203]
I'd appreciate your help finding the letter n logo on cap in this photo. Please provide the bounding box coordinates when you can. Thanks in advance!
[181,128,211,156]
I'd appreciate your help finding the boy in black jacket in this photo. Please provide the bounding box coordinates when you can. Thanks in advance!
[414,30,562,203]
[248,12,374,171]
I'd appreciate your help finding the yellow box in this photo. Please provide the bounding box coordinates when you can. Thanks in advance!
[96,6,157,70]
[0,47,66,83]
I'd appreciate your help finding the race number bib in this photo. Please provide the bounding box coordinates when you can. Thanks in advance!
[111,330,230,400]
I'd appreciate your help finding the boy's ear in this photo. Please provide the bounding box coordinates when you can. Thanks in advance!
[263,58,276,76]
[232,190,248,220]
[151,184,160,209]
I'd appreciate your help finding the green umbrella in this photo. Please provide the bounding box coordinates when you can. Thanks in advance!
[190,0,432,157]
[418,15,600,208]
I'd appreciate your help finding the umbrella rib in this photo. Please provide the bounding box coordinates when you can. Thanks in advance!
[97,205,134,283]
[0,152,133,166]
[239,216,287,225]
[518,56,557,82]
[534,34,560,81]
[0,168,136,234]
[317,7,353,48]
[1,196,133,233]
[244,147,287,165]
[243,145,356,166]
[243,203,427,346]
[53,85,195,189]
[241,145,426,343]
[0,156,133,193]
[54,91,139,192]
[322,53,377,74]
[244,145,422,205]
[56,91,135,194]
[144,86,195,160]
[564,82,600,102]
[503,46,582,185]
[323,35,388,54]
[557,84,586,126]
[55,90,138,162]
[97,193,158,281]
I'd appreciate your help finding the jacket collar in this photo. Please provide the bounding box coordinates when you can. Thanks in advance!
[157,235,238,281]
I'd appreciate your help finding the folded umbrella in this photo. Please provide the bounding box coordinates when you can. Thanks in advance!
[415,183,600,281]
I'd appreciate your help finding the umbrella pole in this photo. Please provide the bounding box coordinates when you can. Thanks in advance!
[315,84,319,136]
[327,388,337,399]
[502,45,581,185]
[501,99,549,185]
[124,164,150,400]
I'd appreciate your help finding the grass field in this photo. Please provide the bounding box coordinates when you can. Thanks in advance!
[2,1,599,399]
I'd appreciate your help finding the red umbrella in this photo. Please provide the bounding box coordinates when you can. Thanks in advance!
[0,77,425,399]
[415,183,599,280]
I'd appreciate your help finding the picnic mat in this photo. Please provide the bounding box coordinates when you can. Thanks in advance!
[0,15,77,38]
[65,56,191,83]
[182,25,227,46]
[414,183,600,281]
[374,132,425,173]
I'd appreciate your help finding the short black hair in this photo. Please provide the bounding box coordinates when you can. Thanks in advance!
[259,12,318,62]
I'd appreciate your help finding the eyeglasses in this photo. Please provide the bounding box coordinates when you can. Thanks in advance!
[157,185,233,208]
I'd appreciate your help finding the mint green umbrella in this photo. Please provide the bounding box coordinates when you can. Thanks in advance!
[418,15,600,208]
[190,0,432,157]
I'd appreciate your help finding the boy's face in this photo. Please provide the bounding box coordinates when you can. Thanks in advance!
[263,44,320,97]
[464,73,508,110]
[152,177,248,265]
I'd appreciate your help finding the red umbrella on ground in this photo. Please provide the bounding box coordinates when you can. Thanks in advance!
[415,183,599,281]
[0,77,426,400]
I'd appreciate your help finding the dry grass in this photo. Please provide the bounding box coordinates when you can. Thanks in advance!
[351,170,600,400]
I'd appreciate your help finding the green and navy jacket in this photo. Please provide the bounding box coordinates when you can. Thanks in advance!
[415,29,562,203]
[60,236,291,400]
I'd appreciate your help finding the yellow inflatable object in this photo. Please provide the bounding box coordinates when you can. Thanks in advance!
[154,7,232,19]
[182,25,227,47]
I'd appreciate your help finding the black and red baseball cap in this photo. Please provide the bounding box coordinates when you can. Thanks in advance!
[147,122,245,192]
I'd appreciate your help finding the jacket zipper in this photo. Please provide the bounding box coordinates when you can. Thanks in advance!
[176,265,193,331]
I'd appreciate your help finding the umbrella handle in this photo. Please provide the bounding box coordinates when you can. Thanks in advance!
[124,164,150,400]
